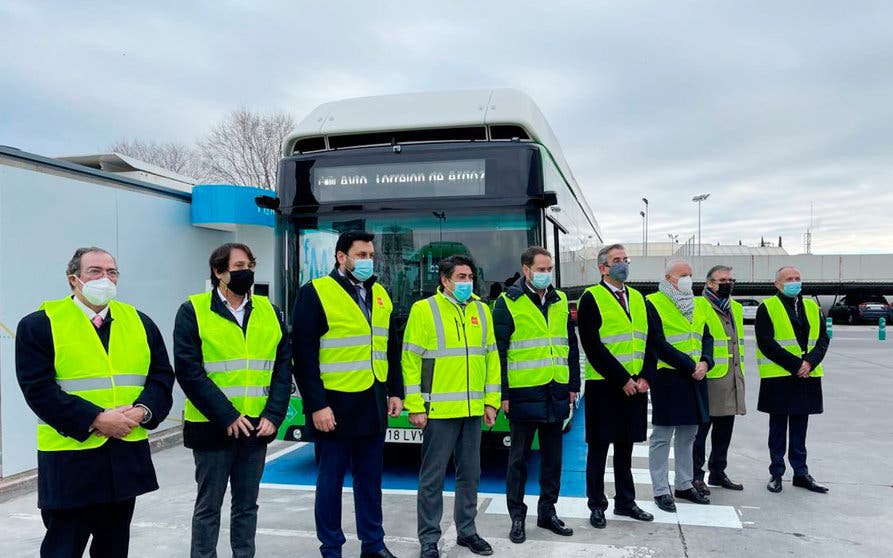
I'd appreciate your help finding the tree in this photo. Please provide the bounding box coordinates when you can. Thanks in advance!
[196,108,296,190]
[109,138,198,177]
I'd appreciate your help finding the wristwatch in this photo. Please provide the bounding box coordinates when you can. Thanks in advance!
[134,404,152,425]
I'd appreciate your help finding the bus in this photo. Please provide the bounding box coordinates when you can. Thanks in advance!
[265,88,602,449]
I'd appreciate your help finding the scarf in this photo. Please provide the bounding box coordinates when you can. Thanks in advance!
[659,277,694,320]
[704,286,732,315]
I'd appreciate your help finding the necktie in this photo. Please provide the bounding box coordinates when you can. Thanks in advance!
[616,290,628,313]
[92,314,104,329]
[356,285,371,321]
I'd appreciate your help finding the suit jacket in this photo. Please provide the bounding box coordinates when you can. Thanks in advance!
[291,268,404,439]
[15,299,175,509]
[173,291,292,450]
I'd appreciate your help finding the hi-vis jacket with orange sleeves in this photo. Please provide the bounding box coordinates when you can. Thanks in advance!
[402,289,501,418]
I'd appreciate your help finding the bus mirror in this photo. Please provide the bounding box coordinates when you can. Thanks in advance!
[537,190,558,208]
[255,195,280,212]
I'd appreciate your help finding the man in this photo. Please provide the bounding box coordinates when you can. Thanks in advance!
[576,244,654,528]
[756,266,830,494]
[493,247,580,543]
[403,255,500,558]
[292,231,404,558]
[692,265,746,495]
[16,247,175,557]
[174,243,292,557]
[643,260,713,512]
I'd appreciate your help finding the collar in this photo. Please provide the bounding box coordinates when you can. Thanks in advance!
[71,294,110,321]
[602,280,625,295]
[216,287,248,312]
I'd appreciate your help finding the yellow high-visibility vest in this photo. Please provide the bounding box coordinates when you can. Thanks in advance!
[581,284,647,380]
[647,291,706,370]
[503,290,570,388]
[696,297,745,379]
[756,296,824,378]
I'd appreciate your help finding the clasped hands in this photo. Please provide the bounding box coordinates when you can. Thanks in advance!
[90,405,145,438]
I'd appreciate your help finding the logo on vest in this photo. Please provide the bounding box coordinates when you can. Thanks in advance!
[471,316,479,326]
[377,297,384,306]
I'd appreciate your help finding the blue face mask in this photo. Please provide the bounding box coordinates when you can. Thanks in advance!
[531,271,552,290]
[782,281,802,297]
[350,258,374,282]
[451,281,473,303]
[608,261,629,283]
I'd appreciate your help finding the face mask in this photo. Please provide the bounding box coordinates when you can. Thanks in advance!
[608,261,629,283]
[451,281,473,303]
[349,258,374,282]
[782,281,802,297]
[716,282,734,298]
[226,269,254,296]
[676,276,694,295]
[77,277,117,306]
[531,271,552,290]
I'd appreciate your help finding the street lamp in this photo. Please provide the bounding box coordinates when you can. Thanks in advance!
[639,210,646,252]
[691,193,710,256]
[641,197,649,256]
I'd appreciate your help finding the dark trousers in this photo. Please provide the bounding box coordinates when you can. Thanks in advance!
[506,420,563,521]
[40,498,136,558]
[693,415,735,481]
[315,434,385,558]
[418,417,481,546]
[191,444,267,558]
[586,441,635,512]
[768,413,809,477]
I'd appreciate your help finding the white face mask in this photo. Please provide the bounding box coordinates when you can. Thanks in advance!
[77,277,117,306]
[676,276,694,295]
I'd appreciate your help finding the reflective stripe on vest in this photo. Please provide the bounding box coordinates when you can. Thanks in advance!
[183,292,281,422]
[37,297,150,451]
[312,276,391,392]
[646,291,706,369]
[403,291,497,418]
[756,296,825,378]
[504,290,570,388]
[696,297,746,379]
[582,284,648,380]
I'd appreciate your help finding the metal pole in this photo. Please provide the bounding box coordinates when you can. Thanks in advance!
[698,201,702,256]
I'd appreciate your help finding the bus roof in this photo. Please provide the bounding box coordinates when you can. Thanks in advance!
[283,88,599,240]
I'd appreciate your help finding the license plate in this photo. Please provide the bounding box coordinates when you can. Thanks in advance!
[385,427,423,444]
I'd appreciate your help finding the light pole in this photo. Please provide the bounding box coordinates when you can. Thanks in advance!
[691,193,710,256]
[639,210,646,252]
[641,197,649,256]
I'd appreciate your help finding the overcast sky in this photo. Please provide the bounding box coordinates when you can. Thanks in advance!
[2,1,891,254]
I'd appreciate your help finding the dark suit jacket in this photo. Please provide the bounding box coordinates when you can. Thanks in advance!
[173,291,292,449]
[15,299,175,509]
[291,268,404,439]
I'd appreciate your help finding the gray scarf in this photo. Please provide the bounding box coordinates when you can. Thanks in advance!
[659,277,694,320]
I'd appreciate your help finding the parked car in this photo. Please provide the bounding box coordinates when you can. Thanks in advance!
[737,298,760,323]
[829,294,892,324]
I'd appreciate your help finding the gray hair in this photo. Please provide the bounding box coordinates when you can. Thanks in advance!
[597,243,626,266]
[706,264,733,281]
[775,265,799,281]
[665,258,691,276]
[66,247,114,288]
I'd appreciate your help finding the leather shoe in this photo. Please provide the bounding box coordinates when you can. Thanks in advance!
[456,534,493,556]
[766,476,783,493]
[537,515,573,536]
[613,505,654,521]
[419,544,439,558]
[589,510,606,529]
[675,488,710,505]
[509,519,526,543]
[654,494,676,513]
[708,475,744,491]
[792,474,829,493]
[692,479,711,495]
[362,549,397,558]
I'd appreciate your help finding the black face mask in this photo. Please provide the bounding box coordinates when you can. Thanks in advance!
[226,269,254,296]
[716,282,734,298]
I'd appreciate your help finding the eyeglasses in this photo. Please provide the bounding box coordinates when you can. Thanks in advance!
[710,278,737,284]
[83,266,119,279]
[607,258,632,265]
[230,262,257,271]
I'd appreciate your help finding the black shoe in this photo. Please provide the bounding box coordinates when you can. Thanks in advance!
[456,535,493,556]
[708,475,743,490]
[419,544,439,558]
[675,488,710,505]
[362,549,397,558]
[767,476,783,493]
[589,510,606,529]
[613,505,654,522]
[792,474,829,493]
[509,519,526,543]
[692,479,711,495]
[536,515,573,536]
[654,494,676,513]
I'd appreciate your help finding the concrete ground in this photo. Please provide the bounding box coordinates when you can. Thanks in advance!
[1,325,891,557]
